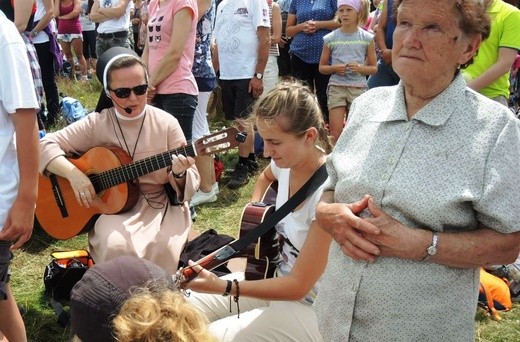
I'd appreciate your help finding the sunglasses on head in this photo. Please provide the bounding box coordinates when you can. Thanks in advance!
[108,84,148,98]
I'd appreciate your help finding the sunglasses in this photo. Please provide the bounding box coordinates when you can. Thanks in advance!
[108,84,148,98]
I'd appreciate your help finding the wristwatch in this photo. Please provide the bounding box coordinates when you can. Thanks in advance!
[254,72,263,80]
[421,232,438,261]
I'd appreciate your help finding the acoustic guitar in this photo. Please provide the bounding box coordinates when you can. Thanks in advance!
[239,182,280,280]
[36,127,246,240]
[177,182,281,286]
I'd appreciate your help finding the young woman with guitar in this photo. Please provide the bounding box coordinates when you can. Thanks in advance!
[185,81,333,341]
[38,49,200,274]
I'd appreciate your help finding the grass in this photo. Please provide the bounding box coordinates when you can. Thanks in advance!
[10,76,520,341]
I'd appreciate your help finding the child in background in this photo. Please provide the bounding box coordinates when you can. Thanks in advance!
[319,0,377,143]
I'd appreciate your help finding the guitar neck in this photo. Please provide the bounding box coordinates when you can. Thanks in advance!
[92,144,196,192]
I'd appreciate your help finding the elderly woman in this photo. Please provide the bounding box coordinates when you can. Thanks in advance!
[314,0,520,341]
[39,48,199,274]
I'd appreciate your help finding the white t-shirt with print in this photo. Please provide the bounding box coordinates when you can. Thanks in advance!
[213,0,270,80]
[0,13,39,229]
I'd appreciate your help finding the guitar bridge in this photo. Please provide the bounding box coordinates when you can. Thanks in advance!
[50,174,69,218]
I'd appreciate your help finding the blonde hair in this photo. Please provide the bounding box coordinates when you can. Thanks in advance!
[112,287,216,342]
[250,79,333,154]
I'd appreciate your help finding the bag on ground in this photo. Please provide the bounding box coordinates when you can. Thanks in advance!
[43,249,94,326]
[60,93,88,124]
[478,268,512,320]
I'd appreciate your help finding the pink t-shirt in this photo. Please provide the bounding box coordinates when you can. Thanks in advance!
[147,0,198,95]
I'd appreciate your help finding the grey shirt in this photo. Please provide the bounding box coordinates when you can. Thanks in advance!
[314,74,520,341]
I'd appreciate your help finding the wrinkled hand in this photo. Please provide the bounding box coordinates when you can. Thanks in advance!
[362,198,427,260]
[249,77,264,99]
[0,198,35,249]
[170,153,195,176]
[69,167,96,208]
[316,195,380,261]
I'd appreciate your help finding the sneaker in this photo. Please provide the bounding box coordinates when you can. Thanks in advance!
[247,159,259,175]
[212,182,220,195]
[226,163,250,189]
[191,187,218,206]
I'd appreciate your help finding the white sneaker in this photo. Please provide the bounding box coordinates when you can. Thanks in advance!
[212,182,220,195]
[191,186,218,206]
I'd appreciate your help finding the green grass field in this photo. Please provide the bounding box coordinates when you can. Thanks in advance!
[10,77,519,341]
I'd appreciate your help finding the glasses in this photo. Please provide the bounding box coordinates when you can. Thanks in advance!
[108,84,148,98]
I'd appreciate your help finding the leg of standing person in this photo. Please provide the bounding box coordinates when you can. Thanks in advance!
[191,91,218,206]
[222,79,257,189]
[290,54,329,122]
[313,63,330,123]
[59,36,76,80]
[71,36,89,80]
[34,41,60,127]
[0,242,27,342]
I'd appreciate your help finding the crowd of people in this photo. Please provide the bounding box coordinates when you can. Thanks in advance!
[1,0,520,341]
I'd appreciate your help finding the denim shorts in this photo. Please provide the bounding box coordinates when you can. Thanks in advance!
[57,33,83,43]
[153,93,198,141]
[0,241,13,300]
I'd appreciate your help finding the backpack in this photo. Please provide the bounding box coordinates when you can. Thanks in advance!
[478,268,512,320]
[485,256,520,303]
[60,93,88,124]
[43,250,94,326]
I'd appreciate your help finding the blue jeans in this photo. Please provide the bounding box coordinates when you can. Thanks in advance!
[96,36,131,58]
[154,93,198,141]
[367,59,400,89]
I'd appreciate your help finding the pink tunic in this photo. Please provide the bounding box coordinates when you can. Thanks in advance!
[39,105,200,274]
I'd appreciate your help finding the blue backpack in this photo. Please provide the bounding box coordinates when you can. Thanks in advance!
[60,94,87,124]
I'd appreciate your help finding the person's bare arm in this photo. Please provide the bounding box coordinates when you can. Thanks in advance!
[89,0,109,22]
[148,7,194,89]
[187,220,332,301]
[97,0,131,19]
[32,0,55,35]
[270,2,282,45]
[197,0,211,21]
[0,109,39,249]
[353,198,520,268]
[249,25,270,99]
[375,0,392,65]
[211,39,219,73]
[13,0,34,32]
[466,47,518,92]
[58,0,82,20]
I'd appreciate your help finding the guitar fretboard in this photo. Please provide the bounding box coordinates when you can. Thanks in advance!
[90,144,196,192]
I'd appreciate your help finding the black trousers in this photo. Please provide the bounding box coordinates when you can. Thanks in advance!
[290,54,330,123]
[34,40,60,127]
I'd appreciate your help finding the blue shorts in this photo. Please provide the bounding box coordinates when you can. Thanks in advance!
[0,241,13,300]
